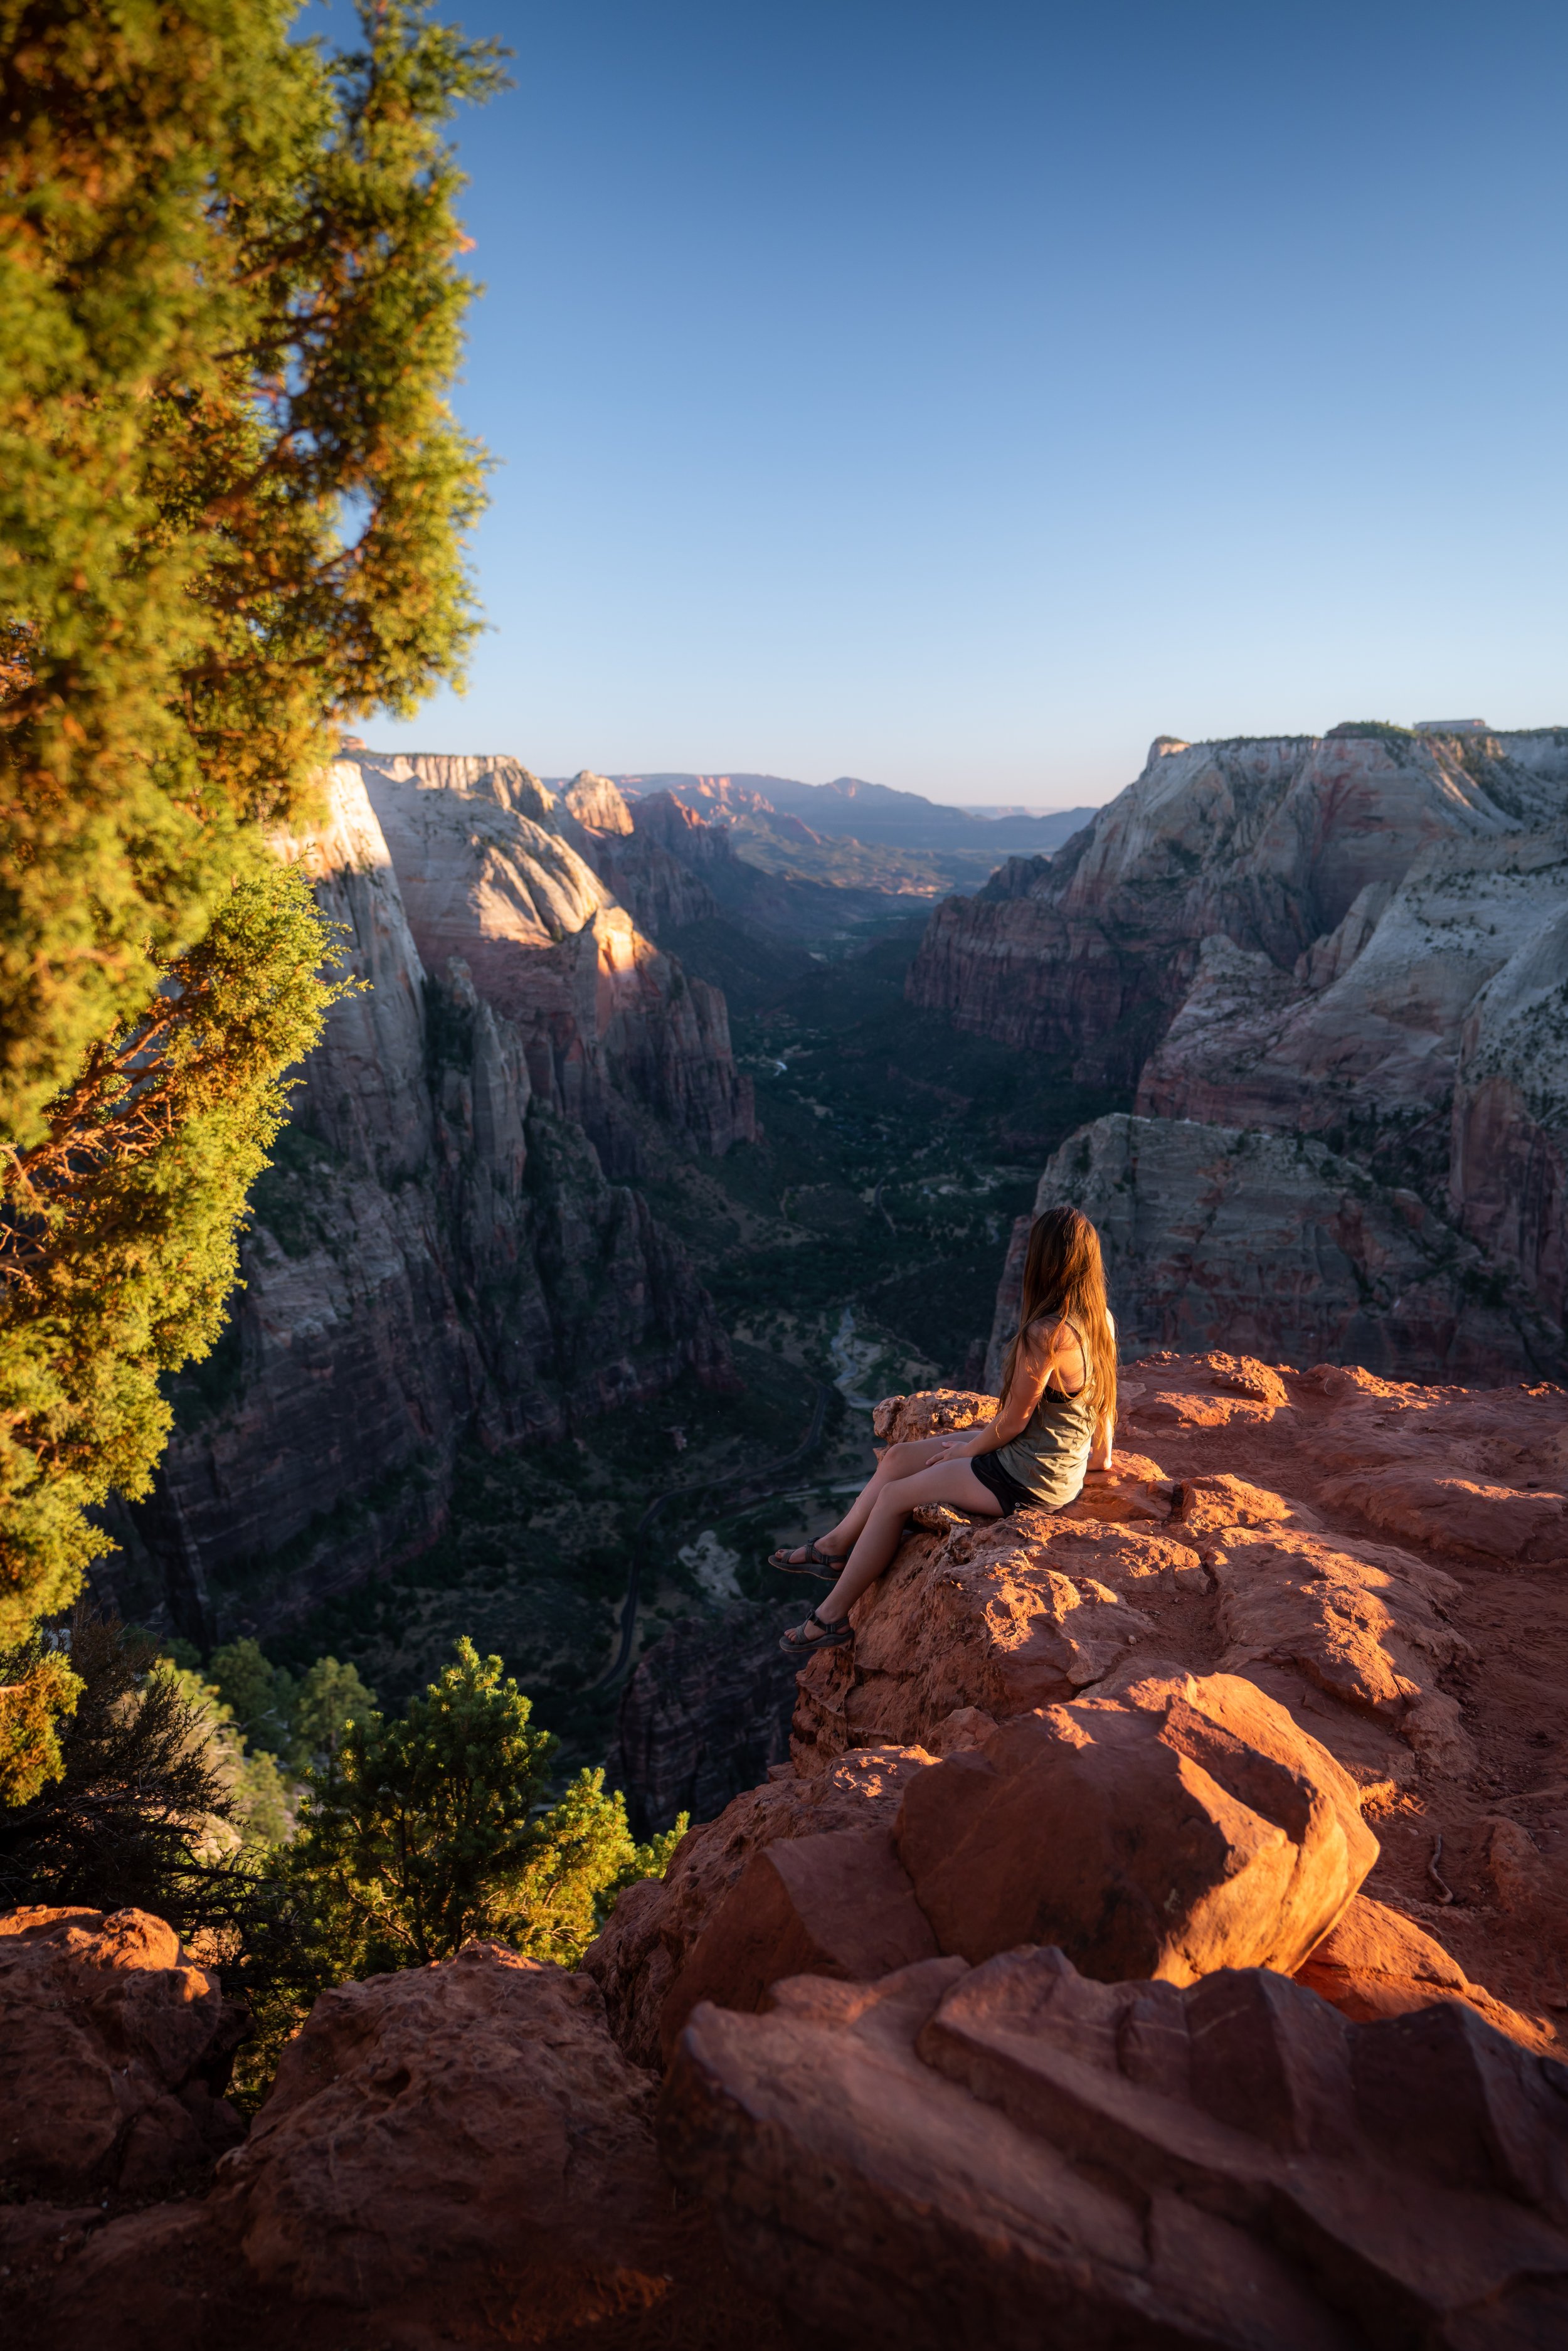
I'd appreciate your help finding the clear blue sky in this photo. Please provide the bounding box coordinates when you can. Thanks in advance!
[361,0,1568,807]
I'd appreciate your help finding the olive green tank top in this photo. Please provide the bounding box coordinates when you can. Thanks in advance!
[993,1316,1099,1509]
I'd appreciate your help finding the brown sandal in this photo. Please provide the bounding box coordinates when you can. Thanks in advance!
[779,1608,854,1655]
[768,1540,847,1580]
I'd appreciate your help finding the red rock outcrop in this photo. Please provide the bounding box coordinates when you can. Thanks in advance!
[7,1938,787,2351]
[581,1745,936,2070]
[655,1823,939,2063]
[1296,1892,1550,2050]
[781,1364,1568,2043]
[660,1946,1568,2350]
[897,1668,1375,1985]
[0,1908,246,2200]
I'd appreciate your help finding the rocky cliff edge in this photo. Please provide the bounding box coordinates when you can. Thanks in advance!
[18,1366,1568,2347]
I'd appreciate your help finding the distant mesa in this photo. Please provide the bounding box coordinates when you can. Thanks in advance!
[1325,717,1492,739]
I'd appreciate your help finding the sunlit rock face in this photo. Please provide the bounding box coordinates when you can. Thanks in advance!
[913,727,1568,1354]
[911,728,1568,1086]
[104,764,737,1641]
[355,753,755,1167]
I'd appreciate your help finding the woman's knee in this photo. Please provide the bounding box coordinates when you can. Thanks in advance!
[885,1439,931,1475]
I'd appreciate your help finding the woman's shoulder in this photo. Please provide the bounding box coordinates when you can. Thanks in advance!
[1023,1312,1076,1348]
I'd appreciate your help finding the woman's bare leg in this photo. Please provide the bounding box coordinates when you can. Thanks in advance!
[815,1437,958,1556]
[798,1458,1003,1636]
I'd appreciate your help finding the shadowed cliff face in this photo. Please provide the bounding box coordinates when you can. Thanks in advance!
[987,1115,1562,1384]
[102,768,738,1643]
[913,728,1568,1364]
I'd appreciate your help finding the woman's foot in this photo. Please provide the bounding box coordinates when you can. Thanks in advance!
[778,1608,853,1654]
[768,1540,847,1579]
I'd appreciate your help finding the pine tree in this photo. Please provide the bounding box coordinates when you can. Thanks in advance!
[0,3,506,1704]
[231,1640,686,2101]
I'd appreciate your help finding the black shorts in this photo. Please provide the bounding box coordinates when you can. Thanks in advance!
[968,1450,1037,1516]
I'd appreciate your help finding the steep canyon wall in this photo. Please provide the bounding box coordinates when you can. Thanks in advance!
[909,726,1568,1375]
[102,763,746,1642]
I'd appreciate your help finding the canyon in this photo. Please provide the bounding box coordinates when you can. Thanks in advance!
[101,758,749,1645]
[16,721,1568,2345]
[913,725,1568,1376]
[9,1355,1568,2347]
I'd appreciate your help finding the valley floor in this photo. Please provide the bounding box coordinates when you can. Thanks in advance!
[267,916,1126,1773]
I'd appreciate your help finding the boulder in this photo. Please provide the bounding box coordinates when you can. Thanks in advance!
[14,1941,789,2351]
[896,1669,1377,1984]
[581,1746,936,2069]
[218,1945,667,2313]
[0,1907,246,2199]
[871,1386,997,1443]
[661,1943,1568,2351]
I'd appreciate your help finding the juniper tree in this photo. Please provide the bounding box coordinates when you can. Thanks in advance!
[0,1,505,1733]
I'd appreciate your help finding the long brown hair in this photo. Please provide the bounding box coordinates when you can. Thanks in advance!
[999,1204,1116,1433]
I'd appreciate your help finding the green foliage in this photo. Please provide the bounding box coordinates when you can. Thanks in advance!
[1,0,506,1143]
[291,1637,661,1970]
[230,1640,682,2100]
[0,0,504,1638]
[154,1657,299,1852]
[0,1607,261,1930]
[0,1627,82,1804]
[292,1653,376,1768]
[0,865,354,1638]
[210,1635,297,1759]
[210,1636,373,1773]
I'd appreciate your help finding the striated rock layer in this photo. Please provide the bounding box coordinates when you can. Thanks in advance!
[614,1600,804,1840]
[909,726,1568,1358]
[103,765,737,1642]
[662,1949,1568,2351]
[351,755,755,1168]
[993,1111,1560,1381]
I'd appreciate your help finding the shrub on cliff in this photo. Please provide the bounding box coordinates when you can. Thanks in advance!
[0,1,504,1731]
[233,1639,684,2096]
[0,1608,262,1932]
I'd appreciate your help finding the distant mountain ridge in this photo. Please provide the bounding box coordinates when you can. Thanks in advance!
[570,772,1100,856]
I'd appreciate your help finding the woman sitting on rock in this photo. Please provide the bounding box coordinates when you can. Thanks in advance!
[777,1202,1117,1653]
